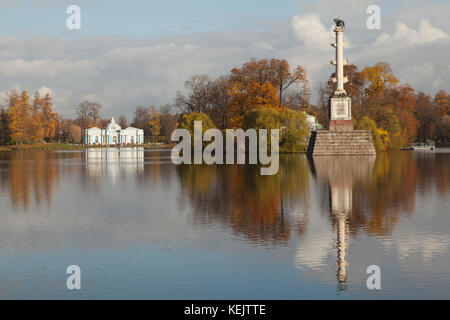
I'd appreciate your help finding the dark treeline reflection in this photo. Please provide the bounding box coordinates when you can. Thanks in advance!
[349,152,449,236]
[0,151,82,210]
[176,155,311,245]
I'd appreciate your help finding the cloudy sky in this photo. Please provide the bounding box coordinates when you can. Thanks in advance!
[0,0,449,119]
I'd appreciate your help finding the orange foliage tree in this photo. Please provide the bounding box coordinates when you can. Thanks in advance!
[434,90,449,117]
[6,90,59,145]
[8,91,32,145]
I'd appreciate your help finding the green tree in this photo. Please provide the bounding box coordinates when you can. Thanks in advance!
[179,112,215,144]
[356,116,384,151]
[243,107,280,150]
[279,108,309,152]
[242,107,280,131]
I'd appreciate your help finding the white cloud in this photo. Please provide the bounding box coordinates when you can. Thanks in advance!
[0,58,100,79]
[374,19,448,47]
[37,86,53,97]
[291,14,333,49]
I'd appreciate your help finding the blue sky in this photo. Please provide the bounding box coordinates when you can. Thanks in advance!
[1,0,300,37]
[0,0,449,118]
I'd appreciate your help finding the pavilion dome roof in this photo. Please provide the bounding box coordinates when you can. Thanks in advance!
[106,117,121,131]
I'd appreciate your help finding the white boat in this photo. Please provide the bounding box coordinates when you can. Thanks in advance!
[411,141,435,150]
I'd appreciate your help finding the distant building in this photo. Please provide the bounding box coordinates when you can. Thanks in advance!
[83,117,144,145]
[304,112,322,131]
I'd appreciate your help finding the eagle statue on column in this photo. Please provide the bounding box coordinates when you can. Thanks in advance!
[333,18,345,28]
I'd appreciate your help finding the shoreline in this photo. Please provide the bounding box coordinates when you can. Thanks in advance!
[0,143,174,152]
[1,142,449,153]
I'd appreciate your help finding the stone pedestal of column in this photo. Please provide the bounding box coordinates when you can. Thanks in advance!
[329,96,353,132]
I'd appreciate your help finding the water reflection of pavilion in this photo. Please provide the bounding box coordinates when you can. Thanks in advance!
[309,155,375,287]
[85,148,144,184]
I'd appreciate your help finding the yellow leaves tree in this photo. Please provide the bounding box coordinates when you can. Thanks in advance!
[361,62,398,97]
[377,128,390,148]
[8,91,32,145]
[7,90,59,145]
[147,106,161,142]
[30,92,45,143]
[40,93,59,142]
[434,90,449,116]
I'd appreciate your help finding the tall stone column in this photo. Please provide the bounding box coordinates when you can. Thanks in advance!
[329,19,353,132]
[333,26,346,94]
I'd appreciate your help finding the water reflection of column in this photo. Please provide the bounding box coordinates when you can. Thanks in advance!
[336,213,348,284]
[311,155,375,287]
[331,184,351,285]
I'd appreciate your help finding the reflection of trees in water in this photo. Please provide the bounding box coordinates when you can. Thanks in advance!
[350,152,419,236]
[2,151,80,210]
[416,152,450,199]
[177,155,311,245]
[312,152,427,236]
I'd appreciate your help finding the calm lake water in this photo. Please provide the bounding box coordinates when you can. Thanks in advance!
[0,148,449,299]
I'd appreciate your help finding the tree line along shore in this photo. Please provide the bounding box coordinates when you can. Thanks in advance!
[1,58,449,152]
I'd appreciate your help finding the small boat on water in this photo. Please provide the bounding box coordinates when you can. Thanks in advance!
[411,141,435,150]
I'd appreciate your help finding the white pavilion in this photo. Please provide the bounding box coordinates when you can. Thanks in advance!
[83,117,144,145]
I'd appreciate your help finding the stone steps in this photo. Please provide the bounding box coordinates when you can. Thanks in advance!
[307,130,376,155]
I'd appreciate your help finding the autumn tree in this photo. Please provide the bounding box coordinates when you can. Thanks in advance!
[230,58,308,108]
[75,101,102,130]
[0,106,10,145]
[118,115,127,128]
[227,81,279,128]
[39,93,59,141]
[131,105,161,141]
[97,118,111,129]
[30,92,45,143]
[313,82,331,126]
[361,62,398,97]
[132,106,150,130]
[284,83,311,111]
[175,75,214,114]
[56,118,71,142]
[68,124,82,143]
[148,106,161,142]
[415,92,439,141]
[8,91,32,145]
[384,85,418,145]
[436,116,450,143]
[434,90,449,116]
[175,75,231,129]
[355,116,384,151]
[159,105,179,141]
